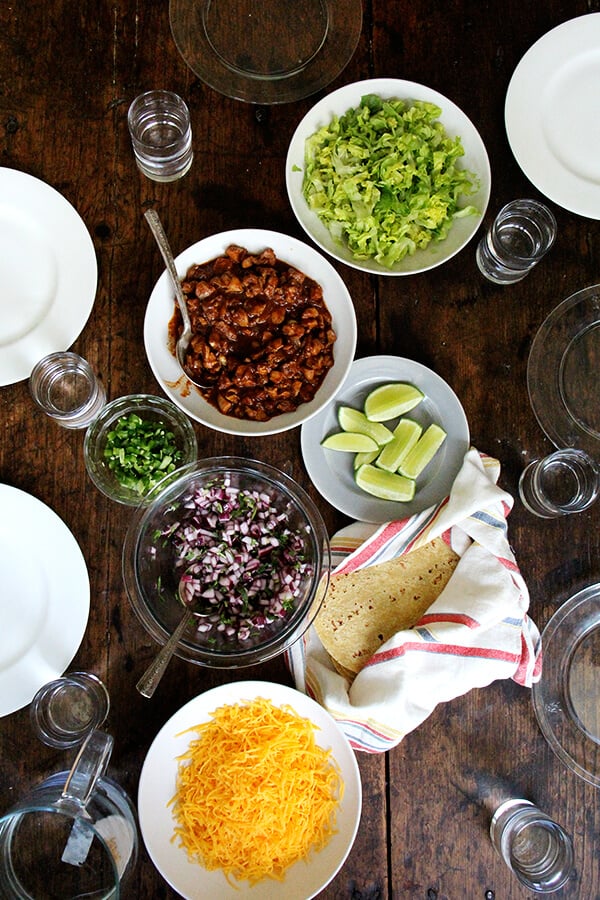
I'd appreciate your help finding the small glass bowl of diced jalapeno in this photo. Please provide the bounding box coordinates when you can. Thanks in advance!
[84,394,198,505]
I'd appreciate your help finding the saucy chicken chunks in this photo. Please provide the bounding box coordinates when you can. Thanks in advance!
[170,244,337,421]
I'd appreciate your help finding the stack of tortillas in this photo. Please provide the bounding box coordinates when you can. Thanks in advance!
[289,451,542,753]
[314,537,459,681]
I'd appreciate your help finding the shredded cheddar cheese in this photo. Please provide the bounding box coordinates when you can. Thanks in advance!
[169,696,344,885]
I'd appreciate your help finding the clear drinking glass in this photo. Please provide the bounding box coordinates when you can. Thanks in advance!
[518,448,600,518]
[30,672,110,749]
[127,90,193,182]
[476,199,557,284]
[29,351,106,429]
[490,799,574,893]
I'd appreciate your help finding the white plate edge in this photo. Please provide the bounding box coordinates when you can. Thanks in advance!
[0,168,98,384]
[0,484,90,716]
[504,14,600,218]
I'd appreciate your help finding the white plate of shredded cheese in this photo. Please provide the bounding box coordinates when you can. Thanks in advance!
[138,680,362,899]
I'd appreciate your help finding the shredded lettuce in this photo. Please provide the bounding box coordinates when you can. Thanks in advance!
[302,94,479,267]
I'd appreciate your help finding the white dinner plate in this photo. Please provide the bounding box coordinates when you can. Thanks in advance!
[301,355,470,523]
[0,484,90,717]
[144,228,356,436]
[138,680,362,900]
[505,13,600,219]
[0,168,98,385]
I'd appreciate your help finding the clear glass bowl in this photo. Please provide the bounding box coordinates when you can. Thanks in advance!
[122,457,330,668]
[169,0,363,105]
[532,583,600,787]
[83,394,198,505]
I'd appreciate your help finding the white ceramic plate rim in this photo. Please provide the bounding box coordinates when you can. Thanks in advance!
[286,77,491,275]
[137,680,362,900]
[143,228,357,436]
[0,168,98,385]
[0,484,90,717]
[505,13,600,219]
[301,355,470,523]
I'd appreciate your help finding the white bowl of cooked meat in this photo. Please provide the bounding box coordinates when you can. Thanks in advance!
[143,228,357,436]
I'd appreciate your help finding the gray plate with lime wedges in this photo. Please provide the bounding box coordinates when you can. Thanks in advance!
[301,355,470,524]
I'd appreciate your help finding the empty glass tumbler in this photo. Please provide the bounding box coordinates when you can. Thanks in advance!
[490,799,574,893]
[30,672,110,749]
[519,448,600,518]
[127,90,193,182]
[476,199,557,284]
[29,352,106,428]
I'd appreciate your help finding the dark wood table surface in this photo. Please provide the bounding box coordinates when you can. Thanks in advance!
[2,1,600,897]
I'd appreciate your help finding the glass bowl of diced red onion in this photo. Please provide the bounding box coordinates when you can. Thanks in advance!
[122,457,330,668]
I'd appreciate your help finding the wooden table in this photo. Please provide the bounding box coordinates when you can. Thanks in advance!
[1,1,599,896]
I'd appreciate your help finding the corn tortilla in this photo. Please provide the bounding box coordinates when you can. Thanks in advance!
[315,537,459,675]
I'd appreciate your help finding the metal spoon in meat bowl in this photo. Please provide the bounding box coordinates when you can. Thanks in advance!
[144,208,211,390]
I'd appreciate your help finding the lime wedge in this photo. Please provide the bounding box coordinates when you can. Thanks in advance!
[355,464,416,502]
[354,448,379,470]
[375,418,423,472]
[364,383,424,422]
[399,424,447,479]
[338,406,394,446]
[322,432,379,453]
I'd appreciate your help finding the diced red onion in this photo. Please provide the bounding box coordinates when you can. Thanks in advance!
[156,479,312,643]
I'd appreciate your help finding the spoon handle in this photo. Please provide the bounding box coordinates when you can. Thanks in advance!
[144,208,192,333]
[136,612,193,699]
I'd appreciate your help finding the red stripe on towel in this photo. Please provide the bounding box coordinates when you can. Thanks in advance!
[367,641,519,667]
[417,612,480,629]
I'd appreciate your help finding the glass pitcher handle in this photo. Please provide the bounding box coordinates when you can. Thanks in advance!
[60,729,114,811]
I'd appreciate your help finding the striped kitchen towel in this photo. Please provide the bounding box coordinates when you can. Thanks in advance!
[288,448,542,753]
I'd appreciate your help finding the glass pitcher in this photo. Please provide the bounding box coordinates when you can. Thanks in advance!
[0,730,138,898]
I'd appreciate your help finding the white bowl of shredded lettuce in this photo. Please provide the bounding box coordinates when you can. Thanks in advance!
[286,78,491,275]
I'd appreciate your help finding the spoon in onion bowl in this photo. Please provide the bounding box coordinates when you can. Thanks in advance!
[136,579,212,699]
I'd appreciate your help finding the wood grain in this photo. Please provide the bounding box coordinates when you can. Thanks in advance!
[1,0,599,897]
